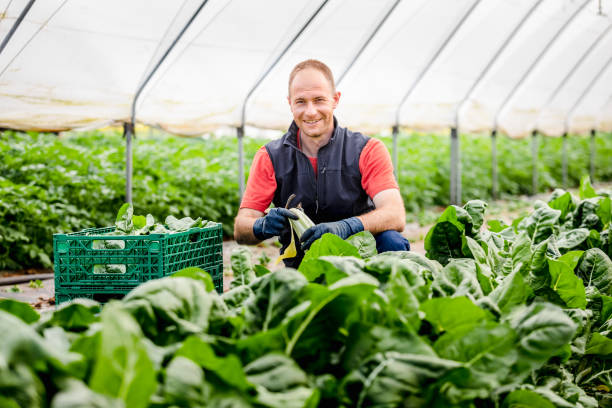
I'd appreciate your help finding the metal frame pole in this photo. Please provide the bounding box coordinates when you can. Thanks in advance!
[392,125,399,180]
[590,129,596,182]
[0,0,35,56]
[336,0,402,86]
[531,130,538,195]
[393,0,481,205]
[564,52,612,135]
[237,0,328,197]
[494,0,589,130]
[450,0,542,202]
[450,128,459,204]
[491,130,498,199]
[124,122,134,203]
[540,23,612,117]
[125,0,209,203]
[562,132,568,189]
[239,0,328,128]
[237,126,245,198]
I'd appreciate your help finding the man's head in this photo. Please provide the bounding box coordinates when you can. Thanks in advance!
[287,59,340,140]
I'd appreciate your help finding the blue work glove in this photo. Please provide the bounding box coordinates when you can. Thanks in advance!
[300,217,364,250]
[253,208,299,240]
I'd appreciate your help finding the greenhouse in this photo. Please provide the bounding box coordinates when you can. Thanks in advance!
[1,0,612,406]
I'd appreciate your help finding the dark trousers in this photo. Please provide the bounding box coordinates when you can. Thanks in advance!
[374,230,411,253]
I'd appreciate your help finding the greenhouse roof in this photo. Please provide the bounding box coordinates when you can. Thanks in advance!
[1,0,611,138]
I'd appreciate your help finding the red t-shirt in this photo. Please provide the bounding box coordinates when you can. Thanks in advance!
[240,135,398,213]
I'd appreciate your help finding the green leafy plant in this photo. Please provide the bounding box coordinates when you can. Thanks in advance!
[28,280,43,289]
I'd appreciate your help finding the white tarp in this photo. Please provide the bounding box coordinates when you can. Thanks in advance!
[0,0,611,137]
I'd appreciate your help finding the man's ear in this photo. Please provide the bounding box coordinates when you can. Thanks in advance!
[333,91,341,108]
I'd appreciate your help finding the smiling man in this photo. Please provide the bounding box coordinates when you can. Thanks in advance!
[234,59,409,268]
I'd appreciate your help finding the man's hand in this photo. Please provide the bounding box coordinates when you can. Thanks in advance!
[252,208,299,240]
[300,217,363,250]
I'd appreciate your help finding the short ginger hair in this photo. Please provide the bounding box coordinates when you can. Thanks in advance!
[288,59,336,95]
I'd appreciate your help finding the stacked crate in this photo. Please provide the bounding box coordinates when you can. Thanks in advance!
[53,223,223,304]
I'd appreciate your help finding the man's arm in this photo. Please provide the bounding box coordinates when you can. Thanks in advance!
[356,188,405,234]
[234,208,265,245]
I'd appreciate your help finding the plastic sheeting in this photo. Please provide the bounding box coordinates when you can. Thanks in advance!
[0,0,611,137]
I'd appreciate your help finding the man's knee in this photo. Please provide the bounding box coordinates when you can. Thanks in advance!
[375,230,411,253]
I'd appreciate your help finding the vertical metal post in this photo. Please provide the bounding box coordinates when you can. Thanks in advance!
[392,125,399,180]
[0,0,36,56]
[590,129,596,182]
[531,130,538,195]
[450,127,459,205]
[124,122,134,203]
[491,130,498,200]
[237,126,245,199]
[562,132,568,189]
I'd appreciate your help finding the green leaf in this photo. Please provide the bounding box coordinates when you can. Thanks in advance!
[301,233,361,263]
[176,335,252,391]
[548,191,574,220]
[463,200,488,232]
[346,231,378,259]
[283,273,378,371]
[489,269,533,314]
[161,356,208,405]
[165,215,201,232]
[518,204,561,244]
[488,219,510,233]
[51,379,124,408]
[597,196,611,227]
[344,352,461,407]
[299,256,365,285]
[172,266,215,292]
[434,321,517,390]
[244,353,318,408]
[502,389,556,408]
[132,215,146,230]
[431,258,484,299]
[46,298,100,331]
[585,332,612,356]
[579,175,597,199]
[504,303,577,373]
[556,228,589,253]
[122,277,228,344]
[576,248,612,294]
[0,299,39,323]
[421,296,490,334]
[115,203,133,232]
[245,269,309,333]
[89,302,156,408]
[425,206,465,265]
[230,246,256,288]
[548,257,586,309]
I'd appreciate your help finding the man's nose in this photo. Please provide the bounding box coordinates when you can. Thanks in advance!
[305,101,317,116]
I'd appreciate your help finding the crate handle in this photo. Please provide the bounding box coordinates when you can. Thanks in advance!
[93,264,127,274]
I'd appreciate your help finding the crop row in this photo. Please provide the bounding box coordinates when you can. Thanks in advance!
[0,129,611,270]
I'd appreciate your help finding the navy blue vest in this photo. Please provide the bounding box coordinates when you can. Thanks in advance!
[265,118,375,267]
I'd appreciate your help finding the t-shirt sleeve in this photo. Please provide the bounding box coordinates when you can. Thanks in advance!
[240,147,277,212]
[359,138,399,199]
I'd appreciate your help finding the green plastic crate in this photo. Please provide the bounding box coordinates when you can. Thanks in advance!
[55,264,223,304]
[54,224,223,303]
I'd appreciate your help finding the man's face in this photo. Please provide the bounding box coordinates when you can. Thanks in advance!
[288,68,340,139]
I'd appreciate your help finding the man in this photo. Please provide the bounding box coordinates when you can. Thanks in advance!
[234,59,409,268]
